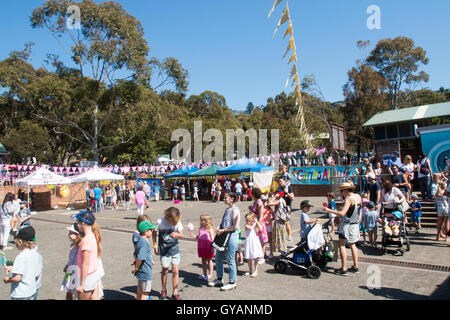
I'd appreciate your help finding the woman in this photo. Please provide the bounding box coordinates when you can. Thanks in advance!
[417,152,433,201]
[402,155,416,202]
[208,193,240,291]
[75,210,104,300]
[374,161,383,181]
[268,193,288,255]
[381,180,406,215]
[0,193,14,250]
[322,181,361,276]
[105,186,112,207]
[249,188,267,262]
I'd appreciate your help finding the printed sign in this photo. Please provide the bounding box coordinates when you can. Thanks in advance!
[289,166,358,185]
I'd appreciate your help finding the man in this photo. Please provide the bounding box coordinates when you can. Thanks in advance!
[388,152,402,169]
[234,180,243,202]
[160,179,165,200]
[143,181,151,201]
[390,164,408,196]
[276,176,295,241]
[367,173,381,211]
[224,179,231,193]
[85,185,93,209]
[93,184,103,212]
[280,165,291,186]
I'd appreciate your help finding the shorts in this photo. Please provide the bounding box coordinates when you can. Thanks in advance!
[83,269,102,291]
[137,280,152,293]
[410,215,421,223]
[160,253,181,269]
[437,209,449,217]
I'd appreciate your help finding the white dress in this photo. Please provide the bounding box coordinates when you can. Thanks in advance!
[244,224,263,260]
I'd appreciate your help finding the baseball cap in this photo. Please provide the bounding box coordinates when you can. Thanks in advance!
[75,210,96,225]
[138,221,158,233]
[15,226,36,242]
[300,200,314,208]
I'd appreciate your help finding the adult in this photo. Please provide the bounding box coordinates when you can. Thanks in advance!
[367,173,381,212]
[388,152,403,169]
[75,210,104,300]
[135,185,146,216]
[85,185,93,209]
[402,155,416,202]
[280,165,291,186]
[381,180,406,215]
[105,186,112,207]
[153,182,160,202]
[417,152,433,201]
[249,188,267,263]
[208,193,240,291]
[276,176,295,242]
[224,179,231,193]
[1,193,14,250]
[322,181,361,276]
[210,182,217,203]
[143,182,151,201]
[160,179,165,200]
[92,184,103,213]
[234,180,243,202]
[390,165,408,197]
[115,183,121,206]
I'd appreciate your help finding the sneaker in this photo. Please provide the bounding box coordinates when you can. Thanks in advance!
[207,279,224,287]
[258,258,265,265]
[348,266,360,274]
[220,282,237,291]
[334,268,348,276]
[171,294,182,300]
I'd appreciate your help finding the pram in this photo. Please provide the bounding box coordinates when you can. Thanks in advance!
[381,210,410,256]
[274,222,333,279]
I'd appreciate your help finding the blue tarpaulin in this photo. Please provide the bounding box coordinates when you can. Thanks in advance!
[217,161,273,175]
[164,166,200,178]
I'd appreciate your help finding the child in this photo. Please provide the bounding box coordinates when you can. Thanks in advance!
[181,185,186,201]
[133,214,157,251]
[360,197,368,245]
[13,201,31,234]
[235,225,244,266]
[243,213,263,277]
[3,226,40,300]
[190,215,215,280]
[132,220,158,300]
[300,200,320,241]
[363,201,382,247]
[157,207,183,300]
[193,185,199,202]
[434,182,449,241]
[61,223,82,300]
[262,194,275,259]
[326,193,337,234]
[410,194,422,233]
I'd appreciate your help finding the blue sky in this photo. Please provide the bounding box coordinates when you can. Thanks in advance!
[1,0,449,111]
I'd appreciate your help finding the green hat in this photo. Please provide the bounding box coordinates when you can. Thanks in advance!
[138,221,157,233]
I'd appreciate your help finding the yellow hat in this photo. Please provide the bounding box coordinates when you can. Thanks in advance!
[338,181,355,191]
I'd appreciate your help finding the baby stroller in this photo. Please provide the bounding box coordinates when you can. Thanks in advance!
[274,223,333,279]
[381,210,410,256]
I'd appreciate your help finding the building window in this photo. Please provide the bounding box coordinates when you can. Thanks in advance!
[386,124,398,139]
[374,126,386,140]
[398,123,411,137]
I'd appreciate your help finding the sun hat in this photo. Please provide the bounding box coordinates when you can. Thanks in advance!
[138,220,158,233]
[338,181,355,191]
[66,223,80,234]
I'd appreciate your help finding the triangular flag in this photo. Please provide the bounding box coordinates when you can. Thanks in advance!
[283,22,293,39]
[268,0,283,18]
[273,6,290,38]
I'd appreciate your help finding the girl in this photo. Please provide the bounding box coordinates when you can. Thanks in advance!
[434,182,449,241]
[249,188,267,263]
[111,187,118,210]
[157,207,183,300]
[243,212,264,277]
[105,186,112,207]
[374,162,382,181]
[190,215,215,280]
[268,193,288,254]
[402,155,416,202]
[1,193,14,250]
[75,210,104,300]
[61,223,82,300]
[135,185,146,216]
[181,185,186,201]
[360,197,368,245]
[193,183,199,202]
[262,195,275,259]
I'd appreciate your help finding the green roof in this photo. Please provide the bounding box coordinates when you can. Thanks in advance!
[0,142,8,155]
[363,101,450,127]
[189,164,221,177]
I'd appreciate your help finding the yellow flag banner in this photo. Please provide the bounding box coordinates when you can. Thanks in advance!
[267,0,283,18]
[272,6,290,38]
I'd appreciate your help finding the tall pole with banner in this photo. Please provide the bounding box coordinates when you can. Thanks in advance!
[330,123,346,200]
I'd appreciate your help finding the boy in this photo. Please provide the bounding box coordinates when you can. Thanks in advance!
[410,194,422,233]
[326,193,337,234]
[299,200,321,242]
[157,207,183,300]
[15,201,31,231]
[3,226,40,300]
[132,220,158,300]
[363,201,382,247]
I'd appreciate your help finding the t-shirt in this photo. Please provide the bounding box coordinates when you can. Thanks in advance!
[410,201,422,217]
[134,237,153,281]
[86,189,91,200]
[368,181,381,204]
[17,208,31,226]
[388,158,402,168]
[135,190,146,205]
[225,181,231,190]
[365,210,379,231]
[153,185,160,193]
[430,183,438,197]
[93,188,102,200]
[390,174,407,193]
[77,232,98,275]
[158,217,183,257]
[300,211,311,239]
[10,249,39,298]
[382,187,403,209]
[235,183,242,193]
[276,185,294,208]
[328,200,337,219]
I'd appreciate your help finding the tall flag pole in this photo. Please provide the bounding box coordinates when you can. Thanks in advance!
[268,0,313,154]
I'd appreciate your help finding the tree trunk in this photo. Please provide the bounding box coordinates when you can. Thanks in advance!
[93,105,99,164]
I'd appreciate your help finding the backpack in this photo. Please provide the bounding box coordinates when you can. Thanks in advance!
[277,198,290,222]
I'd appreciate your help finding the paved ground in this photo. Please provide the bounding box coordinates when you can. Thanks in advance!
[0,197,449,300]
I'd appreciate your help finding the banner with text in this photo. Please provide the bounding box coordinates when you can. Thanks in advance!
[289,166,358,185]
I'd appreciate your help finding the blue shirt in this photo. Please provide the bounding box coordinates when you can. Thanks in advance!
[300,211,311,239]
[93,188,102,200]
[154,185,160,193]
[134,237,153,281]
[410,201,422,217]
[328,200,337,211]
[365,210,379,231]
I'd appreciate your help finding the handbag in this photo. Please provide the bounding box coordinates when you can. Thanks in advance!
[277,199,290,222]
[212,231,232,252]
[397,199,410,213]
[419,160,429,175]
